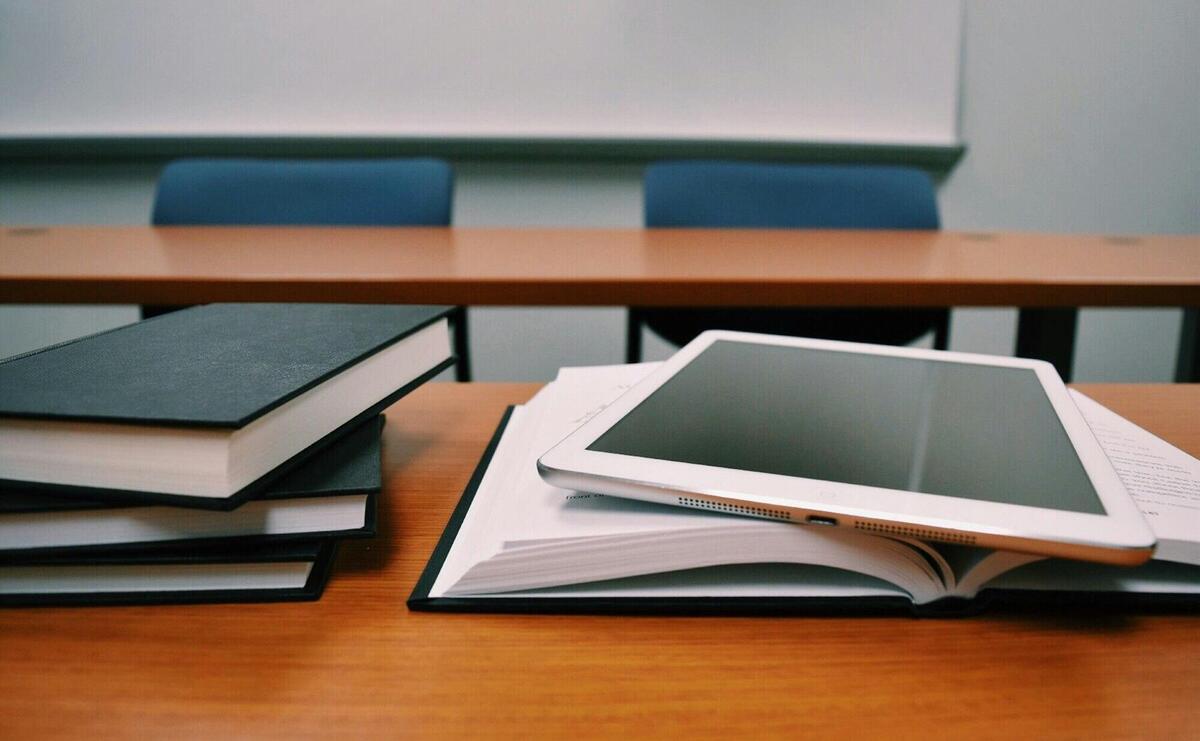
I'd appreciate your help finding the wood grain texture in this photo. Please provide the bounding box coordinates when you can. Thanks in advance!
[1,383,1197,740]
[3,226,1198,307]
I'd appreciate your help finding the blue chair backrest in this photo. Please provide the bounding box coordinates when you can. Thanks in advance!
[644,161,939,230]
[152,158,453,226]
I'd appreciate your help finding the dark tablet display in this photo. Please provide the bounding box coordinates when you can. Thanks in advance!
[588,340,1105,514]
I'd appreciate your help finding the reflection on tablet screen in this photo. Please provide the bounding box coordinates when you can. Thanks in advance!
[587,341,1105,514]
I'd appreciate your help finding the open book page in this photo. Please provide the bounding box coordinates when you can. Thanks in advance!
[429,367,677,597]
[448,523,949,603]
[937,547,1043,599]
[430,363,951,603]
[1071,390,1200,565]
[466,564,912,601]
[427,383,566,598]
[426,405,533,599]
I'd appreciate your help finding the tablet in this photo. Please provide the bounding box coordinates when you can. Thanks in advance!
[538,332,1156,566]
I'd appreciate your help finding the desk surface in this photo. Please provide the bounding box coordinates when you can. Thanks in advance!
[1,382,1197,739]
[4,225,1199,306]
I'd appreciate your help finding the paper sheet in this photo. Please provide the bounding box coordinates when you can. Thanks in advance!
[1071,390,1200,563]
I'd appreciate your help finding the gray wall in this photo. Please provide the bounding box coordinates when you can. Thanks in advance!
[3,0,1198,382]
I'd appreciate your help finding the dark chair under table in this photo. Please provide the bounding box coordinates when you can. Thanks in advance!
[628,161,949,362]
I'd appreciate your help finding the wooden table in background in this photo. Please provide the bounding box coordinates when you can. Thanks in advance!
[1,383,1197,739]
[3,226,1200,380]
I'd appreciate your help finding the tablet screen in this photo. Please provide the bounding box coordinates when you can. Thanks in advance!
[587,340,1105,514]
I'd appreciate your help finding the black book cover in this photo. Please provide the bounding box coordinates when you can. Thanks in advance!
[0,417,385,555]
[0,361,447,510]
[0,303,453,509]
[409,411,1199,618]
[0,303,451,427]
[0,539,338,607]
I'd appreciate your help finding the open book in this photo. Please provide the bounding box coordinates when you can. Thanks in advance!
[410,364,1200,615]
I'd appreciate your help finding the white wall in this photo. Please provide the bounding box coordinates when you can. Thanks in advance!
[3,0,1198,382]
[0,1,962,145]
[940,0,1199,380]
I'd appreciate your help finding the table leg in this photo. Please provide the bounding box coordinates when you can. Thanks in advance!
[1176,308,1198,382]
[1015,308,1079,381]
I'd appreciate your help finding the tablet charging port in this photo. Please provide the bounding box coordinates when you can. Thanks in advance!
[806,515,838,526]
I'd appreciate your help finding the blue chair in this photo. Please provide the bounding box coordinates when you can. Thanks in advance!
[149,158,470,381]
[628,161,948,361]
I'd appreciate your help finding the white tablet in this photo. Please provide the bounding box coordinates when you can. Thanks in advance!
[538,332,1156,566]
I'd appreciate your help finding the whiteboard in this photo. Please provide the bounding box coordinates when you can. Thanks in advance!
[0,0,962,146]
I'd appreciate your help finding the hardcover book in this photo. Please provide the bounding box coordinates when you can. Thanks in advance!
[0,416,384,554]
[410,364,1200,616]
[0,303,452,509]
[0,539,337,607]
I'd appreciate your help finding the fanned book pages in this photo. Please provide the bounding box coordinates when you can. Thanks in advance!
[0,416,384,555]
[410,364,1200,616]
[0,304,453,509]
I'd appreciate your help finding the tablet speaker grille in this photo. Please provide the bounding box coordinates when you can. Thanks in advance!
[678,497,791,521]
[854,521,976,545]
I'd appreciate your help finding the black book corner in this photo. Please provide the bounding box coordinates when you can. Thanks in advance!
[0,303,447,607]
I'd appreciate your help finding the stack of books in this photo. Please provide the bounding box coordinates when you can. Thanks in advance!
[0,303,454,606]
[410,363,1200,616]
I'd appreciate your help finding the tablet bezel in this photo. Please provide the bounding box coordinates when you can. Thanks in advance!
[538,332,1156,566]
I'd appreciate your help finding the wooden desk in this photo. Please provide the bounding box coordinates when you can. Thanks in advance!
[4,226,1200,379]
[1,383,1197,739]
